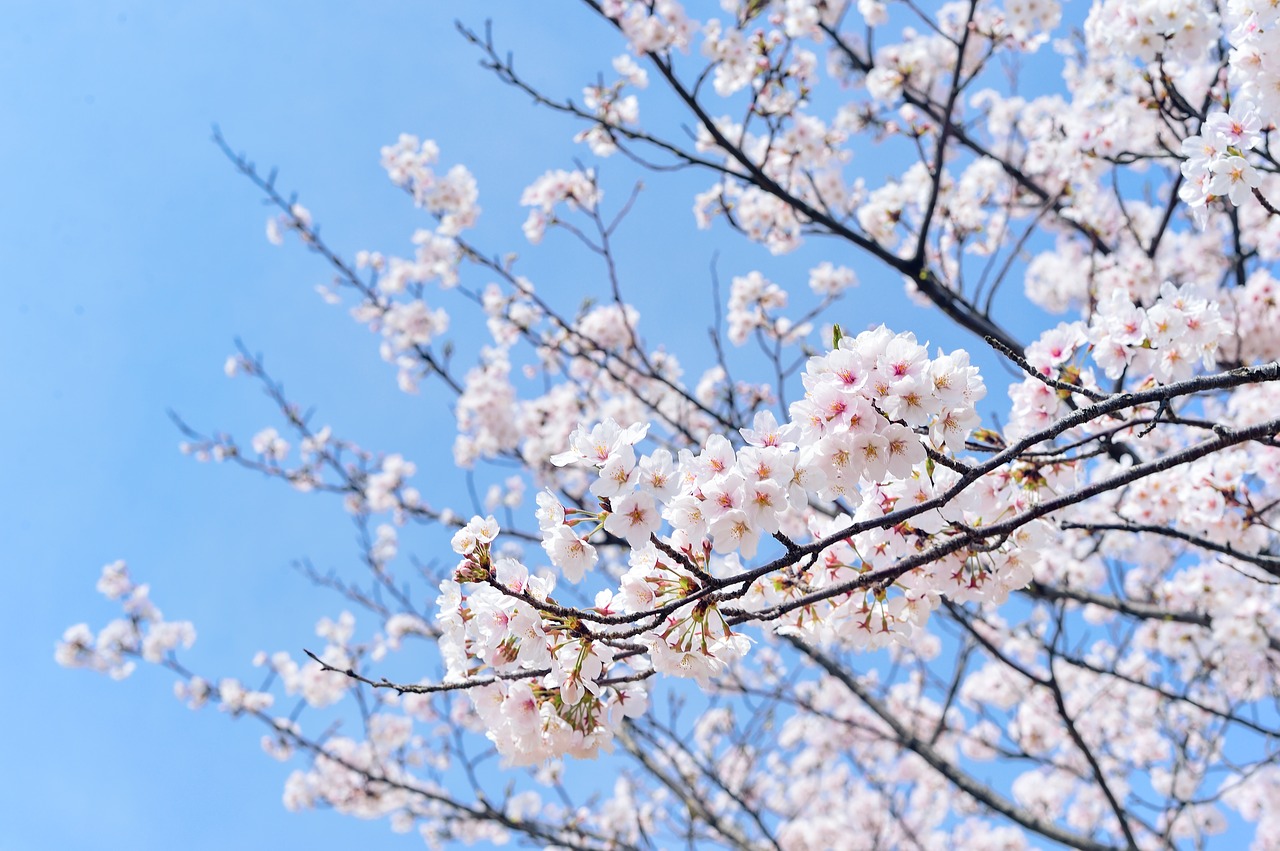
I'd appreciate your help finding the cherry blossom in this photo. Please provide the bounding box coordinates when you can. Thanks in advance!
[59,5,1280,849]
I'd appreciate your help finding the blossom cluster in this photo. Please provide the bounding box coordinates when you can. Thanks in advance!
[725,270,809,345]
[1001,282,1232,442]
[545,325,987,567]
[1179,105,1265,225]
[429,326,1051,756]
[1230,269,1280,362]
[379,133,480,236]
[603,0,696,56]
[1226,0,1280,122]
[295,135,491,392]
[1151,0,1280,225]
[692,111,850,254]
[436,515,648,765]
[519,169,602,244]
[56,561,196,680]
[1088,282,1230,381]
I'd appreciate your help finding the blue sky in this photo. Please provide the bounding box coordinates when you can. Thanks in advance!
[2,3,1038,849]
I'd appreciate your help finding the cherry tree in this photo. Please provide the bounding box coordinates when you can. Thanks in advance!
[58,1,1280,848]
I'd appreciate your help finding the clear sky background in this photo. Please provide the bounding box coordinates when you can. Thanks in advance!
[2,3,1041,850]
